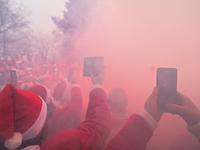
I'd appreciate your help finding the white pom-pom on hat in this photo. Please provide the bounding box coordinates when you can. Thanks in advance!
[4,132,23,150]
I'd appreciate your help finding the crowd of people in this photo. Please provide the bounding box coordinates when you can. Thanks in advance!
[0,56,200,150]
[0,52,80,93]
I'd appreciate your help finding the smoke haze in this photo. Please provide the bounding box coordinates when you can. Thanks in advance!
[74,0,200,149]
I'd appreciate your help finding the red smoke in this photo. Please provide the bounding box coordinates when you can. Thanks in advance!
[74,1,200,149]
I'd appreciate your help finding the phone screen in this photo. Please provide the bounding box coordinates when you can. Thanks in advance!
[83,57,95,76]
[93,56,104,77]
[156,68,177,108]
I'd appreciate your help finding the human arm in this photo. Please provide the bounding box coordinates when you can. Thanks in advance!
[51,73,83,118]
[106,87,163,150]
[41,85,111,150]
[46,76,83,138]
[106,114,152,150]
[52,83,83,117]
[41,68,111,150]
[76,86,111,149]
[74,68,111,150]
[165,92,200,139]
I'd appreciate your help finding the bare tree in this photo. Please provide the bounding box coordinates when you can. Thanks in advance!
[0,0,31,56]
[30,33,54,63]
[51,0,98,58]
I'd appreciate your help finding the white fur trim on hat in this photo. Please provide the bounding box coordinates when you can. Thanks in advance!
[22,97,47,140]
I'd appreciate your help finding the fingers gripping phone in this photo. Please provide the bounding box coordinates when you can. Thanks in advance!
[83,56,104,77]
[156,68,177,109]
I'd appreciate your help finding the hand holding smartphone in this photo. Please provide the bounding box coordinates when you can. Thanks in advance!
[156,68,178,109]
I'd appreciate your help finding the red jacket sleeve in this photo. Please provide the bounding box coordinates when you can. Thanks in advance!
[106,114,153,150]
[76,88,112,149]
[41,88,112,150]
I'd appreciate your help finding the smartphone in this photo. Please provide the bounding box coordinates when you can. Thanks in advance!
[67,68,74,82]
[156,68,177,109]
[93,56,104,77]
[83,56,104,77]
[10,70,17,87]
[83,57,95,76]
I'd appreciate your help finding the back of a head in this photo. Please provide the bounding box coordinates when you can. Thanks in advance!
[29,84,57,121]
[52,80,67,101]
[29,84,48,102]
[108,88,128,114]
[52,78,71,105]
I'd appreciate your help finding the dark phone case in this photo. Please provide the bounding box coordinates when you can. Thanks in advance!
[156,68,177,109]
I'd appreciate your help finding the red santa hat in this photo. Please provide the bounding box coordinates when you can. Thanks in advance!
[0,84,47,149]
[28,84,52,104]
[52,78,71,104]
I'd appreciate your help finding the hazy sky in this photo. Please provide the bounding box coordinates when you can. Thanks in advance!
[16,0,67,33]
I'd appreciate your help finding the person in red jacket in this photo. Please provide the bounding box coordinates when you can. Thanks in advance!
[0,68,111,150]
[40,68,112,150]
[106,88,200,150]
[102,87,131,150]
[29,72,84,138]
[106,87,163,150]
[0,84,47,150]
[165,92,200,140]
[47,75,84,138]
[28,83,56,121]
